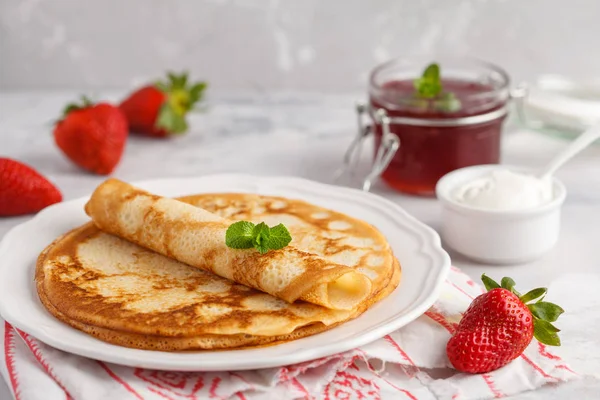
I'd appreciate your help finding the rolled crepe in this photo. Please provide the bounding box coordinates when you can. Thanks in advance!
[84,179,372,310]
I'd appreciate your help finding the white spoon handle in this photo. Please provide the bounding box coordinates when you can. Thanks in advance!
[539,125,600,180]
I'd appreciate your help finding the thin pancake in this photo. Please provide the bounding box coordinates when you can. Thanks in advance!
[180,193,395,296]
[37,193,400,350]
[37,256,400,351]
[85,179,372,310]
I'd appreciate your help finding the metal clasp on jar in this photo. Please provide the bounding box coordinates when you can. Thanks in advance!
[510,82,555,131]
[333,103,400,192]
[335,101,511,192]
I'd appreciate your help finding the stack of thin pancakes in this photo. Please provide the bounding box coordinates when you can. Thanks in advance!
[36,179,401,351]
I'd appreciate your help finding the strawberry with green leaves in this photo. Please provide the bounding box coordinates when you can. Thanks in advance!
[446,274,563,374]
[119,72,207,138]
[54,97,128,175]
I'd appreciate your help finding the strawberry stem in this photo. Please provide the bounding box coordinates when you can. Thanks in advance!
[154,71,207,134]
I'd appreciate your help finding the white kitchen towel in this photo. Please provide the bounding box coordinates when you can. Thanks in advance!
[0,267,577,400]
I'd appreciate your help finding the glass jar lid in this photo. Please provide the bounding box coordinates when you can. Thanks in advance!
[369,56,511,122]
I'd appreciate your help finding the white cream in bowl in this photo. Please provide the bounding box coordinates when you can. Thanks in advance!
[452,169,554,211]
[436,165,567,265]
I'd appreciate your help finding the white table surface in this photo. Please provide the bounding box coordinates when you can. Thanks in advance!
[0,91,599,399]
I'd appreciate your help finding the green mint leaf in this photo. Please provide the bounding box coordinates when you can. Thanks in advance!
[434,92,462,112]
[226,220,293,254]
[520,288,547,304]
[225,221,256,249]
[533,319,561,346]
[252,222,271,254]
[414,63,442,98]
[403,97,429,109]
[423,63,440,80]
[412,63,462,112]
[266,223,292,250]
[414,79,441,98]
[528,302,564,322]
[481,274,501,292]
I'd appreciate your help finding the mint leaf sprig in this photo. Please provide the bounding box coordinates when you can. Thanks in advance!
[225,221,292,254]
[414,63,442,99]
[413,62,461,112]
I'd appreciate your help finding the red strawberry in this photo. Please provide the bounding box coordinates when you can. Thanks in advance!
[54,97,128,175]
[0,158,62,216]
[119,72,207,138]
[446,275,563,374]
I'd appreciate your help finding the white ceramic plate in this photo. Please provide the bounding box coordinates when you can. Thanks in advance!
[0,175,450,371]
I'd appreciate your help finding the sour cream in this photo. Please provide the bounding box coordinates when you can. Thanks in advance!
[452,169,554,211]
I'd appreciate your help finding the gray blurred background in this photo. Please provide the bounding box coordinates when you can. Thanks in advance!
[0,0,598,92]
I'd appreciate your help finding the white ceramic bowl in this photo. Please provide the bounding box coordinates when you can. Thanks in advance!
[435,165,567,264]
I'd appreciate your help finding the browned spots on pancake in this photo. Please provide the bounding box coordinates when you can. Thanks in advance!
[88,182,371,304]
[230,252,263,290]
[181,193,382,245]
[138,204,170,256]
[39,279,338,350]
[183,194,387,252]
[38,189,400,349]
[122,191,143,202]
[37,255,400,350]
[181,193,261,219]
[319,237,358,256]
[38,228,340,337]
[160,213,174,258]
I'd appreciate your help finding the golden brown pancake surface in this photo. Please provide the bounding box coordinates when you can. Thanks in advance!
[84,180,374,310]
[36,193,400,350]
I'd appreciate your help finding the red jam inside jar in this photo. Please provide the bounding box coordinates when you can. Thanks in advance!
[369,58,510,195]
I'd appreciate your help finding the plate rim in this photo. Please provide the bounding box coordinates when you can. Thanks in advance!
[0,174,451,371]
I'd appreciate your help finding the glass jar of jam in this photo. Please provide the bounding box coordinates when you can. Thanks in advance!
[346,57,510,195]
